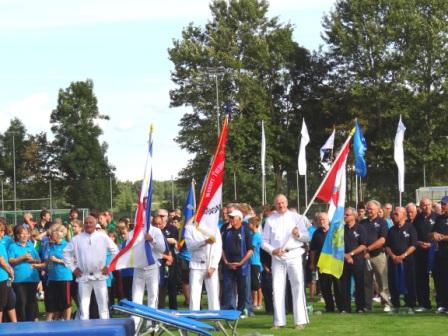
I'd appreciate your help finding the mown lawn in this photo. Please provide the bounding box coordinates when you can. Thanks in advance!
[36,297,446,335]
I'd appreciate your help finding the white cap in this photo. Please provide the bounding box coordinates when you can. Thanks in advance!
[228,209,243,219]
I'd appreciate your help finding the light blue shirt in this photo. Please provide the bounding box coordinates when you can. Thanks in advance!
[0,235,14,251]
[48,240,73,281]
[8,241,40,283]
[250,231,262,269]
[0,244,10,281]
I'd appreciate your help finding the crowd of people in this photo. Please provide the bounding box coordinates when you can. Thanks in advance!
[0,194,447,331]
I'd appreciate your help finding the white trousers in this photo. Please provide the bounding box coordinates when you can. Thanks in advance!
[132,267,159,326]
[78,280,109,320]
[189,268,220,310]
[272,257,309,327]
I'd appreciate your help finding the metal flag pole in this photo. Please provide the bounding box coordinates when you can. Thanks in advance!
[296,170,300,211]
[304,172,308,209]
[355,173,358,207]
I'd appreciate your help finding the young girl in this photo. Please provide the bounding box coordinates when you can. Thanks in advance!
[249,216,263,310]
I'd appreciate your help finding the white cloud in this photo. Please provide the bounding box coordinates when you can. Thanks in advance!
[0,92,52,134]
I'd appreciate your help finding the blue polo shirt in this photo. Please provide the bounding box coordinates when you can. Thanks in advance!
[8,241,40,283]
[0,235,13,251]
[47,240,73,281]
[0,244,9,281]
[250,231,262,269]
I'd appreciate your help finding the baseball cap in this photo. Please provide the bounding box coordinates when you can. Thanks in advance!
[441,196,448,205]
[228,209,243,219]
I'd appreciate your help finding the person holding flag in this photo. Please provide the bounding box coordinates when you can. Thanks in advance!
[184,211,222,310]
[262,194,310,330]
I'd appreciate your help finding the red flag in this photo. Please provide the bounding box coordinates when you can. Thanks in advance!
[316,133,352,203]
[195,117,228,236]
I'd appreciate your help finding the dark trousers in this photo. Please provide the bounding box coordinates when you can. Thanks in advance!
[319,271,342,312]
[13,282,38,321]
[339,263,365,312]
[223,268,246,311]
[158,264,178,309]
[261,270,273,313]
[122,276,133,301]
[388,258,416,308]
[433,254,448,308]
[414,250,431,309]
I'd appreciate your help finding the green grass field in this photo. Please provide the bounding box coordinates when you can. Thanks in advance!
[37,297,446,335]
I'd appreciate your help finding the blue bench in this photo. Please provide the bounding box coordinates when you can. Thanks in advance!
[112,299,215,336]
[160,309,241,336]
[0,318,134,336]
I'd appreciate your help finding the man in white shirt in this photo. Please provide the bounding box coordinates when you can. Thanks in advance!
[63,215,119,320]
[184,220,222,310]
[262,194,310,330]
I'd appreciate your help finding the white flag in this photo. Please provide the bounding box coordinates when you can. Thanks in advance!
[261,120,266,176]
[298,118,310,176]
[320,128,335,171]
[394,116,406,192]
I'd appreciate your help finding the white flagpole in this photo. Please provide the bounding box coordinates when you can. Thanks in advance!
[296,170,300,211]
[304,173,308,208]
[355,172,358,207]
[261,120,266,205]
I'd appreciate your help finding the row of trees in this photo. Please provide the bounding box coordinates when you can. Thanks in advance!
[169,0,448,207]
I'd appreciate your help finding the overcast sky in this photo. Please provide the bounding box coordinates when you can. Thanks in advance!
[0,0,335,181]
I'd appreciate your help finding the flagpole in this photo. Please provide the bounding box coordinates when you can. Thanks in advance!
[355,173,358,206]
[303,129,355,217]
[359,177,363,203]
[234,171,238,201]
[296,170,300,211]
[304,173,308,208]
[399,192,402,207]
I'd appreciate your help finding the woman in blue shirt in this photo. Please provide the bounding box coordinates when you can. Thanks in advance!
[8,225,42,321]
[46,224,73,320]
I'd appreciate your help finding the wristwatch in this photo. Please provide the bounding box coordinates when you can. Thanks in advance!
[350,252,355,257]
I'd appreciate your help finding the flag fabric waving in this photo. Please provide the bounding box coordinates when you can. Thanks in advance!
[177,180,196,251]
[353,120,367,177]
[108,127,155,272]
[320,128,335,171]
[298,118,310,176]
[195,116,228,237]
[316,131,353,278]
[394,116,406,192]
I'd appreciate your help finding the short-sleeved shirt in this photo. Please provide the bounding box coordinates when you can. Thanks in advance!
[344,223,367,265]
[222,225,253,263]
[309,227,327,261]
[8,241,40,283]
[250,231,262,268]
[0,235,13,251]
[431,214,448,258]
[386,222,417,256]
[413,212,438,244]
[359,217,389,257]
[0,244,10,281]
[161,224,179,255]
[47,240,73,281]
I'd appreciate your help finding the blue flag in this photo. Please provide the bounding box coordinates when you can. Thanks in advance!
[178,181,195,259]
[353,121,367,177]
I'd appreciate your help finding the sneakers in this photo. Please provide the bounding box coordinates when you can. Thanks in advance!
[372,296,381,303]
[415,307,429,313]
[383,305,391,312]
[407,308,415,315]
[436,307,447,314]
[387,308,399,314]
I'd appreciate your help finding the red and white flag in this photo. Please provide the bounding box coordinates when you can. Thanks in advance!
[195,117,228,237]
[108,127,155,272]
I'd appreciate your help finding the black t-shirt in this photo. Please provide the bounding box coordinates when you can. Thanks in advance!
[359,217,389,257]
[413,212,438,245]
[222,225,253,263]
[309,227,327,261]
[344,223,367,265]
[431,214,448,258]
[161,224,179,255]
[386,222,417,255]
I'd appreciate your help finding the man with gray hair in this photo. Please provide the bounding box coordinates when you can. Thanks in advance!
[413,197,438,311]
[359,200,392,312]
[262,194,310,330]
[63,216,119,320]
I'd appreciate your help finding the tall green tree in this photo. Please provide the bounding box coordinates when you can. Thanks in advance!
[50,79,115,209]
[169,0,326,206]
[322,0,448,202]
